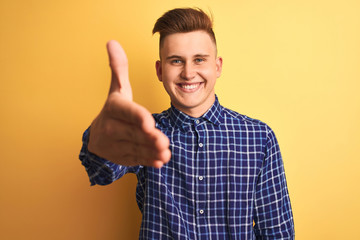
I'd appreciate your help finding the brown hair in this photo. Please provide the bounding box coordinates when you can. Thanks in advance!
[152,8,216,48]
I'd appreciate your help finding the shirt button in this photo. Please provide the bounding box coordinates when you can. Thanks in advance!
[198,176,204,181]
[195,120,200,124]
[199,143,203,147]
[199,209,204,214]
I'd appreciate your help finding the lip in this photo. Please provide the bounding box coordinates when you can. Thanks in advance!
[176,82,203,93]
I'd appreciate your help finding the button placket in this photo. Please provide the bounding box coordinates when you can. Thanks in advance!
[194,121,206,221]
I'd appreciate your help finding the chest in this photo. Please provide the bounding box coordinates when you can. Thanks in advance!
[159,124,266,190]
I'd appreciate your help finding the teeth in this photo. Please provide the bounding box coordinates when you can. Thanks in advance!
[181,84,198,89]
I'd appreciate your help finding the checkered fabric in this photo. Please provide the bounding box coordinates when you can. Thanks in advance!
[79,96,294,239]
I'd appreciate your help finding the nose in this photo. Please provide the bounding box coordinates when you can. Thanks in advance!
[180,63,196,80]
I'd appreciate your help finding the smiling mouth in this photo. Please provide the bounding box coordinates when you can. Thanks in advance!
[181,84,199,89]
[177,83,202,92]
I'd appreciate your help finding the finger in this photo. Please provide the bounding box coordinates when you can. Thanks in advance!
[147,159,169,169]
[106,40,132,100]
[104,141,171,166]
[105,117,169,151]
[106,94,157,133]
[149,128,171,152]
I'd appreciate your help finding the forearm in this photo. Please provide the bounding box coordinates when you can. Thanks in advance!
[79,127,135,186]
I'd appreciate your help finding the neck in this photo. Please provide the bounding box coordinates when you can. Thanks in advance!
[172,95,216,118]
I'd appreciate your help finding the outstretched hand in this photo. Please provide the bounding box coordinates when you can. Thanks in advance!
[88,40,171,168]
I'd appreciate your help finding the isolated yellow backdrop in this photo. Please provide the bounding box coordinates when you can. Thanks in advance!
[1,0,359,239]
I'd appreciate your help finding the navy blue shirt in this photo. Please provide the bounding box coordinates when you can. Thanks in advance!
[79,97,294,239]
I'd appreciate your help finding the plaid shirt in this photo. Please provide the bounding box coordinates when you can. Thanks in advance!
[79,97,294,239]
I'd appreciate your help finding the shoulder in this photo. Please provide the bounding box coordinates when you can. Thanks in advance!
[152,110,168,121]
[221,106,277,137]
[221,106,277,143]
[152,109,171,129]
[221,106,268,129]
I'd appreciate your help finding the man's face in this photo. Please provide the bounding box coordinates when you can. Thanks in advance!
[156,30,222,117]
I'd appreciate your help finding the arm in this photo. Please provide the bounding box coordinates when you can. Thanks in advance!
[78,40,171,185]
[79,128,139,186]
[253,126,295,239]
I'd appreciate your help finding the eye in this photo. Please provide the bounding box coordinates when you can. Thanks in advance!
[195,58,204,63]
[171,59,182,64]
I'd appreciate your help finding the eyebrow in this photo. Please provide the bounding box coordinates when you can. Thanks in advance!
[166,55,182,61]
[194,54,210,58]
[165,54,210,60]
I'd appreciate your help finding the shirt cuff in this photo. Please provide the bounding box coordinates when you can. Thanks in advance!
[79,127,128,186]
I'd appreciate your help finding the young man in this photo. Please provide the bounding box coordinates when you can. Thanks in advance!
[80,8,295,239]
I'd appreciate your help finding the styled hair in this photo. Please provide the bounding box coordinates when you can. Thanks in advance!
[152,8,216,48]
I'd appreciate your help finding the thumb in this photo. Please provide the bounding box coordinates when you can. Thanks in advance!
[106,40,133,100]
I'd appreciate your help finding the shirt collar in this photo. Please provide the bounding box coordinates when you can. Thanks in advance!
[168,95,223,131]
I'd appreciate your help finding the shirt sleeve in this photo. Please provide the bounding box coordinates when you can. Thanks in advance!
[253,125,295,239]
[78,127,141,186]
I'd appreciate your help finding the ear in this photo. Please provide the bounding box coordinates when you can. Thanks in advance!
[155,60,162,82]
[215,57,223,78]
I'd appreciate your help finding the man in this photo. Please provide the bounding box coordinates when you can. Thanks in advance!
[79,8,295,239]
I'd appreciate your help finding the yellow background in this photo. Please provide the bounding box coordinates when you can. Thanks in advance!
[1,0,359,239]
